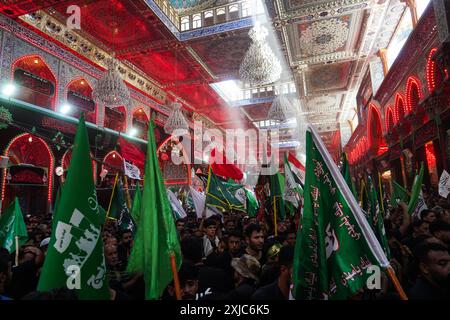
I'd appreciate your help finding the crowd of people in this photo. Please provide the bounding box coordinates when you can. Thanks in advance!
[0,186,449,300]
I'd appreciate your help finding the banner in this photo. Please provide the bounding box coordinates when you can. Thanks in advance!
[123,160,141,180]
[438,170,450,198]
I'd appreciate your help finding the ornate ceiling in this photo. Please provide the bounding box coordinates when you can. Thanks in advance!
[0,0,407,153]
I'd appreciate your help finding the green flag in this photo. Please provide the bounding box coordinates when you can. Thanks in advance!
[292,126,389,300]
[126,119,181,300]
[205,167,246,213]
[341,153,357,199]
[108,179,135,232]
[130,185,142,224]
[0,197,28,253]
[98,205,107,226]
[37,116,110,299]
[408,162,424,215]
[390,180,409,207]
[367,177,391,260]
[270,172,286,220]
[244,188,259,218]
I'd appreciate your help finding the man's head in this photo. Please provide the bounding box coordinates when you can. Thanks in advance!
[421,210,437,224]
[204,218,217,239]
[244,223,264,253]
[104,244,119,268]
[181,237,203,264]
[119,230,133,247]
[278,245,295,286]
[225,220,235,233]
[285,232,296,247]
[413,219,429,237]
[231,254,260,286]
[176,219,185,233]
[430,221,450,246]
[414,242,450,287]
[227,232,242,257]
[178,263,199,300]
[0,248,11,294]
[105,236,118,247]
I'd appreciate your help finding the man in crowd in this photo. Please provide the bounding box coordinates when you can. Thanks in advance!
[244,223,265,265]
[0,248,12,300]
[430,220,450,247]
[227,254,260,300]
[408,242,450,299]
[117,229,133,268]
[201,218,220,258]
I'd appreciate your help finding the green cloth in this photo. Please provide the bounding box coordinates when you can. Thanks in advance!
[108,179,134,232]
[126,119,182,300]
[292,129,387,300]
[0,197,28,253]
[130,185,142,224]
[205,168,246,213]
[37,115,110,299]
[341,153,357,199]
[390,180,409,207]
[408,163,424,215]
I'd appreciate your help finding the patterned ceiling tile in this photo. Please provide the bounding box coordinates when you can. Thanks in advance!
[189,32,251,77]
[305,62,352,93]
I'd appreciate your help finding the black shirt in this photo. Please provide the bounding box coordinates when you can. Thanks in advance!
[251,280,286,300]
[408,277,450,300]
[226,279,257,300]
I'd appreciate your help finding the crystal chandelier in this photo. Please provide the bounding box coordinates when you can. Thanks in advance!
[268,94,295,121]
[92,57,131,108]
[164,101,189,135]
[239,22,282,86]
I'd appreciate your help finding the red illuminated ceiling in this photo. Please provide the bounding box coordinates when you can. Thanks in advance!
[4,0,254,130]
[0,0,73,18]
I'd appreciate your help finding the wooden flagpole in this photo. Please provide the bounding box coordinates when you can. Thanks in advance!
[106,173,119,220]
[169,252,182,300]
[386,266,408,300]
[122,174,133,210]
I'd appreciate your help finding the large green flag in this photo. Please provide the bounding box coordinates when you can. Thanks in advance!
[38,116,110,299]
[390,180,409,207]
[205,168,246,213]
[0,197,28,253]
[126,119,181,300]
[367,177,391,260]
[408,163,424,215]
[341,153,357,199]
[292,126,389,300]
[130,185,142,224]
[108,179,135,232]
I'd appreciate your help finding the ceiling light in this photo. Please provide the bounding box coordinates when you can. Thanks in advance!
[2,83,17,97]
[60,104,72,114]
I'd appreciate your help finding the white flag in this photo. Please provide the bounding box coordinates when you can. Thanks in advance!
[167,189,187,219]
[438,170,450,198]
[189,186,217,219]
[413,190,428,220]
[123,160,141,180]
[284,156,300,208]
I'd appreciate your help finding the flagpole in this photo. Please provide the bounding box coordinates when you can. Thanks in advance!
[15,236,19,266]
[378,173,385,214]
[122,174,133,210]
[386,266,408,300]
[106,173,119,220]
[273,197,277,237]
[169,252,182,300]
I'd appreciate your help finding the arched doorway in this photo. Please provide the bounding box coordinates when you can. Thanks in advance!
[1,134,54,214]
[395,93,406,123]
[12,55,57,110]
[368,104,387,155]
[65,78,97,123]
[104,106,126,132]
[61,149,97,184]
[132,108,149,140]
[157,136,191,187]
[385,107,395,132]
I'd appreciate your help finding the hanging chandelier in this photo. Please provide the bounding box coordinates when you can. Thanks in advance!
[164,101,189,135]
[268,94,295,121]
[239,22,282,86]
[92,57,131,108]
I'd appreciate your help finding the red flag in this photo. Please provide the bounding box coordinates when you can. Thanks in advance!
[210,148,243,181]
[288,152,305,184]
[118,136,145,168]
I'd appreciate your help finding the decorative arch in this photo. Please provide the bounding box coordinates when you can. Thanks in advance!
[157,136,191,186]
[131,107,150,140]
[367,104,386,154]
[61,148,97,184]
[102,151,123,176]
[394,93,406,124]
[11,55,58,110]
[65,77,97,123]
[406,76,423,113]
[426,48,442,93]
[385,106,395,132]
[1,133,54,213]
